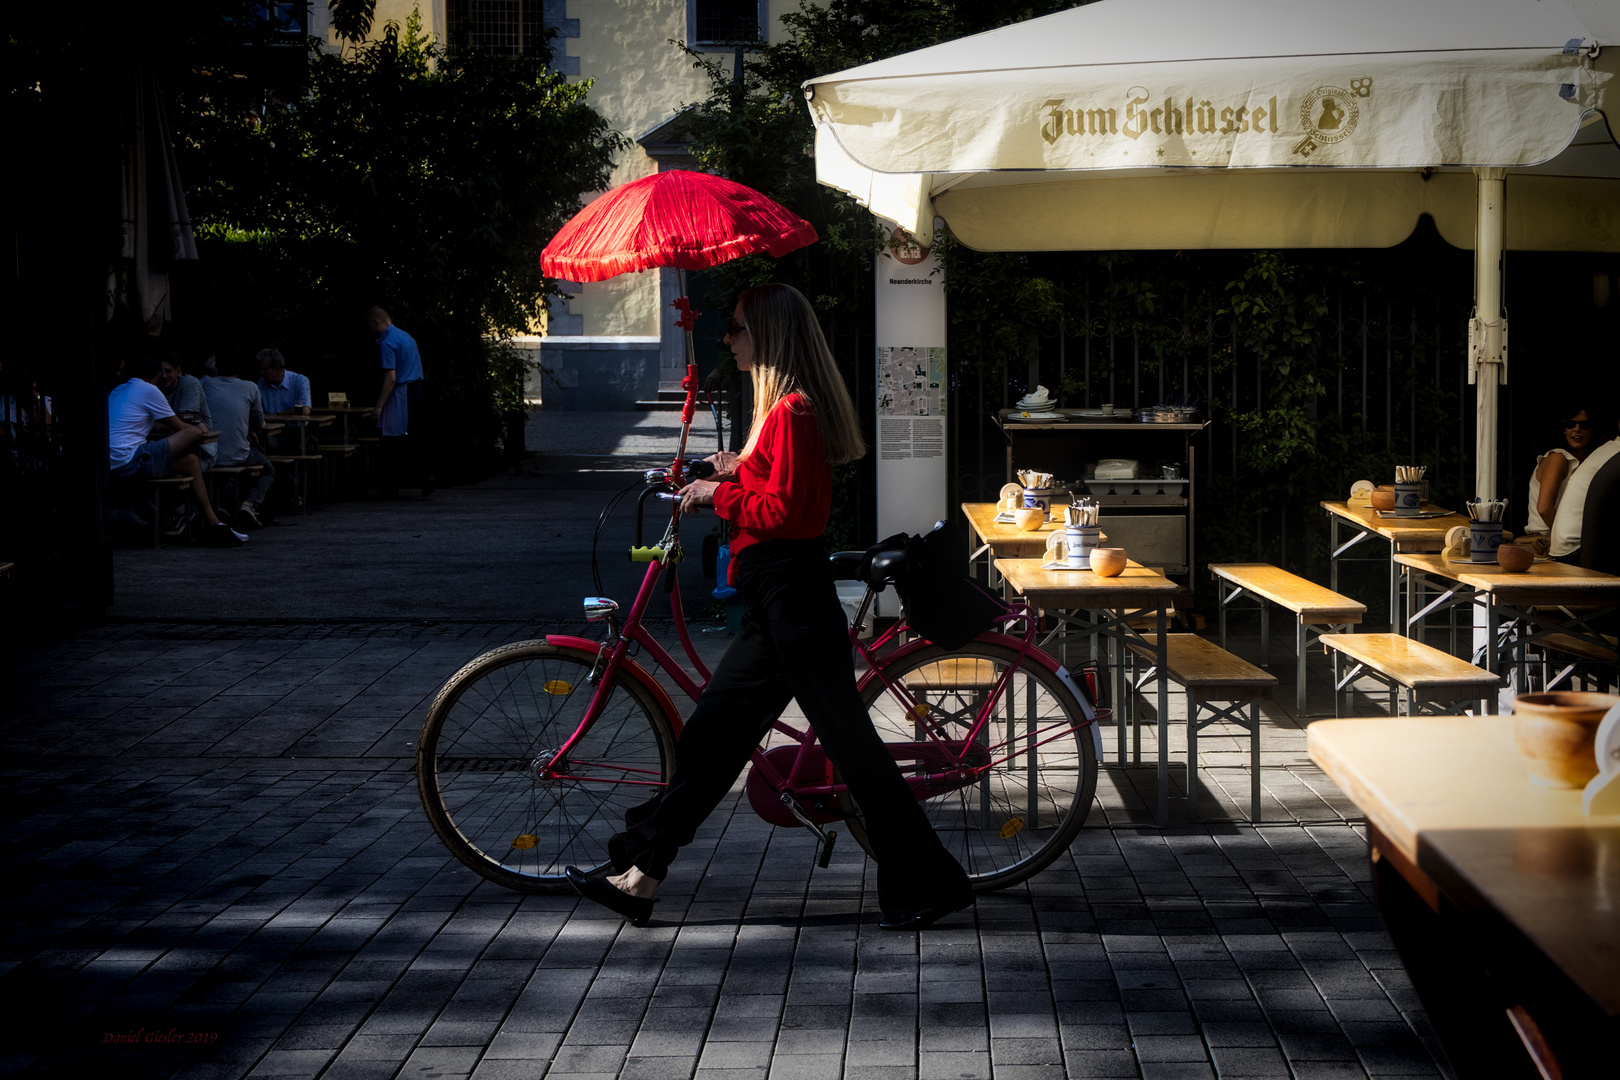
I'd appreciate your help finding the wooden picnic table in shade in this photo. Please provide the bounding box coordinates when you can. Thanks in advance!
[1320,499,1469,629]
[1309,714,1620,1077]
[264,413,335,454]
[1395,553,1620,712]
[994,556,1180,825]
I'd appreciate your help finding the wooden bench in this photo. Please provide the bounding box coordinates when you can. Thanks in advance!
[1128,634,1276,821]
[202,465,263,522]
[1210,563,1367,718]
[1535,632,1618,694]
[1319,633,1499,717]
[114,476,193,547]
[318,443,359,500]
[268,454,320,511]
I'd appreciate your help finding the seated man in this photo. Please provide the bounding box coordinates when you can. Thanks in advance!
[258,348,311,417]
[157,354,215,469]
[1550,414,1620,565]
[109,355,246,548]
[204,351,277,529]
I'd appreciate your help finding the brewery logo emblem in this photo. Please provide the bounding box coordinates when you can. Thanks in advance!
[1294,78,1372,158]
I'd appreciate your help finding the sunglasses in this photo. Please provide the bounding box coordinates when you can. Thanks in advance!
[1565,419,1591,430]
[726,320,749,337]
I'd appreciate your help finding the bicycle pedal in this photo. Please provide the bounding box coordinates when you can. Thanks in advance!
[818,830,837,869]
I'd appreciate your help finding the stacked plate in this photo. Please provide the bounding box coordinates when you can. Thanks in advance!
[1015,386,1056,415]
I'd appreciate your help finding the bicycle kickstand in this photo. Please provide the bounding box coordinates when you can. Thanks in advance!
[778,793,838,869]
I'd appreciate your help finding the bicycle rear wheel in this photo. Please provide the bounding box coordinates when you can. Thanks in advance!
[417,641,677,892]
[850,639,1098,891]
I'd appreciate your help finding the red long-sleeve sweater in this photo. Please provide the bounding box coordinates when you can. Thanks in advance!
[711,394,830,583]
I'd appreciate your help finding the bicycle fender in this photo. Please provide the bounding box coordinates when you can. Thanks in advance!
[544,635,685,738]
[859,632,1105,759]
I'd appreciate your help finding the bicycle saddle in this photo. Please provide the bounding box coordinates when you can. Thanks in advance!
[828,547,908,586]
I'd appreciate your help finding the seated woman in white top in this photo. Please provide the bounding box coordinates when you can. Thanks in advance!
[1527,406,1596,533]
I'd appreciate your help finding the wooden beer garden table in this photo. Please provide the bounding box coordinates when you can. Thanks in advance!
[1321,500,1469,631]
[264,413,336,454]
[962,502,1110,590]
[964,502,1062,587]
[321,402,377,444]
[1308,713,1620,1077]
[1395,553,1620,712]
[994,556,1180,825]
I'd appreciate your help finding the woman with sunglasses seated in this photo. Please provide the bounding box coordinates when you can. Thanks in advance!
[1527,407,1597,534]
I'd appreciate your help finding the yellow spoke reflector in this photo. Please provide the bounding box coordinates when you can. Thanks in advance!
[999,818,1025,839]
[511,835,539,849]
[908,703,931,723]
[543,680,573,695]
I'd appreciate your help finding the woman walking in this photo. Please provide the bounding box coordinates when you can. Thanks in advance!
[566,283,972,931]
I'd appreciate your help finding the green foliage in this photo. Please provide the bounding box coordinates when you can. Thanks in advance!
[328,0,376,44]
[184,7,627,476]
[682,0,1472,585]
[676,1,1086,538]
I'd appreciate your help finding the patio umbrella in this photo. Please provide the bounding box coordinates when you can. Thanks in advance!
[540,169,818,282]
[541,169,819,458]
[802,0,1620,498]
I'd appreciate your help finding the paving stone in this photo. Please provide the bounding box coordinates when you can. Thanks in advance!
[6,608,1452,1080]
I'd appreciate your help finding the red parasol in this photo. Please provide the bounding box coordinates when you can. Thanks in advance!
[540,170,818,283]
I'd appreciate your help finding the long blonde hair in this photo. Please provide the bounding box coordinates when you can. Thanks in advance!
[736,284,867,466]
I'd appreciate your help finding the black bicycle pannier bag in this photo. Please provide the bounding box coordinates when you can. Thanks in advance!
[866,521,1007,651]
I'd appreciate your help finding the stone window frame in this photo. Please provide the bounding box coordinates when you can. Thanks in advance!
[686,0,766,51]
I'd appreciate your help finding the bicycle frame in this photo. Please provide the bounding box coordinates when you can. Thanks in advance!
[541,361,1100,813]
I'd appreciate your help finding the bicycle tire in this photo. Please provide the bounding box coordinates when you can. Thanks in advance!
[847,639,1099,891]
[417,640,678,892]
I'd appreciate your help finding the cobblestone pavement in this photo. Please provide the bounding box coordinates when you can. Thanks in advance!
[1,620,1454,1080]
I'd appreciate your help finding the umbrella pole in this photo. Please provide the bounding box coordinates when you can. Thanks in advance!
[672,270,698,475]
[1470,168,1508,710]
[1470,167,1508,502]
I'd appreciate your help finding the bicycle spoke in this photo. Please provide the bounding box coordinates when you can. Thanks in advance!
[853,641,1097,890]
[418,644,675,891]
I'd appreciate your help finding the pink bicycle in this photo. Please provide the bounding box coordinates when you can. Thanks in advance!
[417,368,1103,893]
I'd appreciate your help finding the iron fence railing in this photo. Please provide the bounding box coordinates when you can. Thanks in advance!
[943,283,1475,611]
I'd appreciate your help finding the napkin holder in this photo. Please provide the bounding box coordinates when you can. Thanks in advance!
[1582,702,1620,816]
[1095,459,1139,481]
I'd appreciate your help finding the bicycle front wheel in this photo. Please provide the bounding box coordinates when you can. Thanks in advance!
[417,641,677,892]
[851,640,1099,891]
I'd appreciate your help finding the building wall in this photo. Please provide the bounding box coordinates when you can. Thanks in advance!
[553,0,802,397]
[563,1,702,339]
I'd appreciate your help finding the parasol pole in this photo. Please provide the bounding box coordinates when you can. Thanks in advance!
[1469,167,1508,697]
[1469,167,1508,502]
[671,269,700,478]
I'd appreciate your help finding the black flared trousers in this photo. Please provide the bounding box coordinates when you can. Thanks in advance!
[608,538,970,912]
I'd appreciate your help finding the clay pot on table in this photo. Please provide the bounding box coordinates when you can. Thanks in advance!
[1512,691,1620,788]
[1496,544,1534,572]
[1370,486,1396,511]
[1090,548,1128,577]
[1013,507,1047,531]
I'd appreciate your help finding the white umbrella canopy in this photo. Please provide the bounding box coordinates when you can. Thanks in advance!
[804,0,1620,498]
[806,0,1617,250]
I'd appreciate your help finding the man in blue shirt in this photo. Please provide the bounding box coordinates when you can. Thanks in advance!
[258,349,312,416]
[368,306,432,498]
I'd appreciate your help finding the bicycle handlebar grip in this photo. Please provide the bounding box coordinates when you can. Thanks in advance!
[629,546,666,562]
[686,460,715,479]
